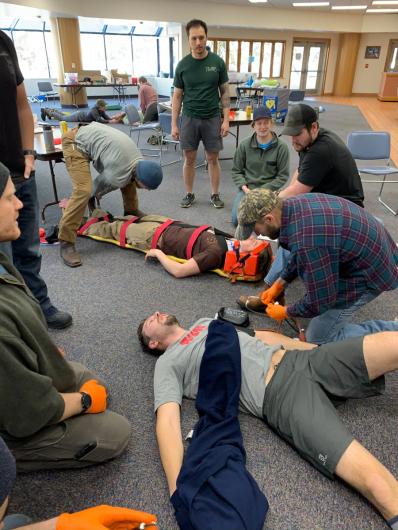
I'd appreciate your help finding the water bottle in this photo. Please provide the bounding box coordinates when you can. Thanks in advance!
[43,124,54,151]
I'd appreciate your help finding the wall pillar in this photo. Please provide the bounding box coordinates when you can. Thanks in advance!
[333,33,360,96]
[50,17,87,107]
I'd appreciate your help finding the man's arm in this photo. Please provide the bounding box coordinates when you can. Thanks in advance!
[219,82,230,137]
[18,519,57,530]
[171,88,183,140]
[16,83,35,178]
[278,169,313,199]
[59,393,83,421]
[255,330,316,350]
[145,249,200,278]
[156,402,184,495]
[231,144,247,190]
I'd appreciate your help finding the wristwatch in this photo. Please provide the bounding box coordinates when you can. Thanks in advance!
[80,392,92,412]
[23,149,36,158]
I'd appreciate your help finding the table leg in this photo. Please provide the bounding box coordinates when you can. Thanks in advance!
[41,159,61,221]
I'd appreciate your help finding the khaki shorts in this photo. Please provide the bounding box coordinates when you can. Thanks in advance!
[262,336,385,478]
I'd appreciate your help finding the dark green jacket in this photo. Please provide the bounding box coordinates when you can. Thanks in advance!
[0,253,76,439]
[231,132,290,191]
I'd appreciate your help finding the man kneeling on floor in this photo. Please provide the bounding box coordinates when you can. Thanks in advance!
[59,122,163,268]
[0,162,130,471]
[138,311,398,529]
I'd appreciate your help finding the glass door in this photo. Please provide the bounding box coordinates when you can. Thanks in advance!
[289,41,328,95]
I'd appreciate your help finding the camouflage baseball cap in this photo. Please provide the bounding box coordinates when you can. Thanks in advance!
[238,189,280,226]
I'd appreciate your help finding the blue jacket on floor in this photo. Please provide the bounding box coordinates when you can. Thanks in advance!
[170,320,269,530]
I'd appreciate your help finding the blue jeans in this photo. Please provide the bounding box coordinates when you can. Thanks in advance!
[264,246,290,286]
[0,175,51,311]
[305,291,398,344]
[231,190,245,226]
[3,514,32,529]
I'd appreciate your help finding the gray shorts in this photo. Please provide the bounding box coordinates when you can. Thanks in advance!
[262,337,385,478]
[180,115,223,152]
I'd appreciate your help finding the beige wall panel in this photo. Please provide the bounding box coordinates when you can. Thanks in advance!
[333,33,360,96]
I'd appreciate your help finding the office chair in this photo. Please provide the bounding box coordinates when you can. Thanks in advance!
[347,131,398,216]
[124,104,161,157]
[37,81,58,106]
[143,101,159,123]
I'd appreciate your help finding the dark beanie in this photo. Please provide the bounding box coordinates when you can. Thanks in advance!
[135,160,163,190]
[0,161,10,197]
[0,437,16,505]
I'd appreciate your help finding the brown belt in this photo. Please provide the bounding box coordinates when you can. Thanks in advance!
[264,348,286,387]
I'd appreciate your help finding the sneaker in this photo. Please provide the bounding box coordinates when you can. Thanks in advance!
[210,194,224,209]
[180,193,195,208]
[42,305,73,330]
[40,108,47,121]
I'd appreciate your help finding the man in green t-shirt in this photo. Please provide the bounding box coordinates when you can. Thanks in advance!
[172,19,230,209]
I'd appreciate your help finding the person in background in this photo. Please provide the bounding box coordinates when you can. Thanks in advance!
[40,99,125,124]
[231,106,289,234]
[138,76,159,122]
[0,29,72,329]
[172,19,230,209]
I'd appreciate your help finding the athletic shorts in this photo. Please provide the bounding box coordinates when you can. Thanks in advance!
[180,115,223,152]
[262,336,385,478]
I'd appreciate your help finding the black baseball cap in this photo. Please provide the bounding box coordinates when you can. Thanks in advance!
[281,103,318,135]
[253,106,272,121]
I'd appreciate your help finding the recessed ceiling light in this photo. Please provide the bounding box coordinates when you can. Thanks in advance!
[366,7,398,10]
[373,0,398,4]
[248,0,268,3]
[293,1,329,5]
[332,4,367,8]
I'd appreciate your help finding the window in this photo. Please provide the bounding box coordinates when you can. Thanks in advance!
[13,31,49,78]
[159,36,171,77]
[385,39,398,72]
[133,37,157,76]
[209,37,285,78]
[105,35,133,73]
[80,33,106,71]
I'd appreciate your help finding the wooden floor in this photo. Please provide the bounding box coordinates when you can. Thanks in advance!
[310,95,398,166]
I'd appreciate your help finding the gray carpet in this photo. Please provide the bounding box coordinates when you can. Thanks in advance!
[8,101,398,529]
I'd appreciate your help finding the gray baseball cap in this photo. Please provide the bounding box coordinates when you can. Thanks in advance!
[281,103,318,136]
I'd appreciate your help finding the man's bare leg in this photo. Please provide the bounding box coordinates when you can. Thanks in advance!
[255,330,316,351]
[183,149,197,194]
[362,331,398,380]
[336,440,398,521]
[205,151,220,195]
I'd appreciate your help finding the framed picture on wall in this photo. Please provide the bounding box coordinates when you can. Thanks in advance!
[365,46,381,59]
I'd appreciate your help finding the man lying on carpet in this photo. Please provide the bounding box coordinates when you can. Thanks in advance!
[40,99,126,124]
[0,436,158,530]
[79,209,272,279]
[237,189,398,344]
[0,162,131,472]
[59,122,163,268]
[138,311,398,530]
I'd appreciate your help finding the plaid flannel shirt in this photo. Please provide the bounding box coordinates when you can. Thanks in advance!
[279,194,398,318]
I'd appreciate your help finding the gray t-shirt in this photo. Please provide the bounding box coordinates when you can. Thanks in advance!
[154,318,279,417]
[75,122,142,198]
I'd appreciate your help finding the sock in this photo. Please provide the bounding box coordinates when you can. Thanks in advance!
[388,514,398,529]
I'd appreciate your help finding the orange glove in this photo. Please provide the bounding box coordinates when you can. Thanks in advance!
[261,279,285,306]
[266,303,288,322]
[56,505,157,530]
[79,379,107,414]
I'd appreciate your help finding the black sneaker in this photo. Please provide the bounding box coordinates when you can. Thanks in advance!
[210,194,224,208]
[42,305,73,329]
[180,193,195,208]
[40,108,47,121]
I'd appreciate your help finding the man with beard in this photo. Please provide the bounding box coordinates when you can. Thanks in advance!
[237,189,398,343]
[137,311,398,530]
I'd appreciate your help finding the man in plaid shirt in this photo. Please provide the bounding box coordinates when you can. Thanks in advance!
[238,189,398,343]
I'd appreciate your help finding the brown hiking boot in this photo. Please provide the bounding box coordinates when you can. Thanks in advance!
[60,241,82,267]
[237,284,285,313]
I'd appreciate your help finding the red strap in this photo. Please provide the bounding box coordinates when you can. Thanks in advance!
[119,216,139,248]
[151,219,175,249]
[186,225,210,259]
[77,215,110,235]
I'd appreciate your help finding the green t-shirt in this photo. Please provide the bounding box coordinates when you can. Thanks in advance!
[174,51,229,119]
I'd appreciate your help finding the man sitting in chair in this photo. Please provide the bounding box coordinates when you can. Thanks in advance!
[79,209,271,279]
